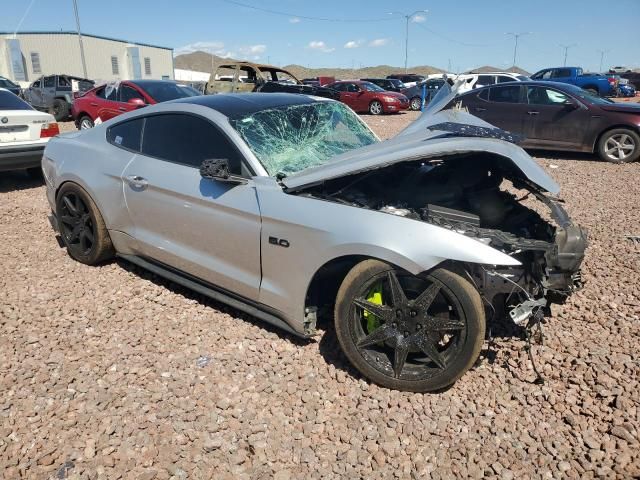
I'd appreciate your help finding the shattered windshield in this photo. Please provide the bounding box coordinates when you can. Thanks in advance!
[230,101,379,176]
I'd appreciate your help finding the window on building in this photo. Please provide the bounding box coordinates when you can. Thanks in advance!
[144,57,151,76]
[30,52,41,74]
[111,56,119,75]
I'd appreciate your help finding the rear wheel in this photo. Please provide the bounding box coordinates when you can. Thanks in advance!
[52,99,69,122]
[597,128,640,163]
[410,96,422,111]
[369,100,383,115]
[334,260,485,392]
[56,183,114,264]
[78,115,94,130]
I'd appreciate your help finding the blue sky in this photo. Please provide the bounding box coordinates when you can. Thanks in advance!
[2,0,639,73]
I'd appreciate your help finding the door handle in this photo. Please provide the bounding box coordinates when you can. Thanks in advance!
[118,107,127,112]
[474,107,486,112]
[125,175,148,189]
[90,103,99,107]
[527,111,539,115]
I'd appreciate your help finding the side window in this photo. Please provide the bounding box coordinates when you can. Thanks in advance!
[332,83,346,92]
[488,85,522,103]
[32,80,42,88]
[478,88,490,101]
[346,83,360,92]
[119,85,145,103]
[107,118,144,152]
[95,87,105,99]
[58,76,70,87]
[552,68,572,78]
[535,70,552,80]
[527,87,569,105]
[141,114,245,174]
[476,75,495,88]
[43,76,55,88]
[497,76,514,83]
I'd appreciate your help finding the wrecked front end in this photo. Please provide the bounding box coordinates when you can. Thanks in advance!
[288,145,586,328]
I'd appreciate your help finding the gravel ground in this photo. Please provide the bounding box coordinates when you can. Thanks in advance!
[1,113,639,479]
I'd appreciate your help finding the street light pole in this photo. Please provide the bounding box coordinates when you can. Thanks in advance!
[505,32,531,67]
[72,0,88,79]
[560,44,576,67]
[388,10,428,73]
[597,49,609,73]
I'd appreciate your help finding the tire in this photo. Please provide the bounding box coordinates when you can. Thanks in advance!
[56,183,114,265]
[78,115,94,130]
[597,128,640,163]
[26,167,43,179]
[334,260,485,392]
[410,96,422,111]
[52,99,70,122]
[369,100,383,115]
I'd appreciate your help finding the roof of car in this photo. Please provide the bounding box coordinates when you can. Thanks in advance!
[173,93,324,119]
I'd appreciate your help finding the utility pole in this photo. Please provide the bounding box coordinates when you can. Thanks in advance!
[505,32,531,67]
[388,10,428,73]
[72,0,88,78]
[560,44,576,67]
[597,49,610,73]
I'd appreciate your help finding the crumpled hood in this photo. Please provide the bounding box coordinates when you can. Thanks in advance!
[282,81,560,195]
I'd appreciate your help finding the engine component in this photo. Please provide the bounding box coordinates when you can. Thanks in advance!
[509,298,547,326]
[422,204,480,226]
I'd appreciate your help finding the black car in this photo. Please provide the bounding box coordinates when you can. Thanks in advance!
[449,80,640,163]
[386,74,425,86]
[0,76,21,97]
[403,78,452,111]
[360,78,405,92]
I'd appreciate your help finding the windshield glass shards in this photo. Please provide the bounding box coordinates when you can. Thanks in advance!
[230,102,379,176]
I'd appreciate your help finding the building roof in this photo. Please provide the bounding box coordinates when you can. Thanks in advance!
[0,31,172,51]
[172,93,322,119]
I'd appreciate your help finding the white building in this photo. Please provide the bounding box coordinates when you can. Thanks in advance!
[0,31,174,86]
[174,68,210,83]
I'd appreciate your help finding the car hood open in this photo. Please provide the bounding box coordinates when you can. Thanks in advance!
[281,82,560,195]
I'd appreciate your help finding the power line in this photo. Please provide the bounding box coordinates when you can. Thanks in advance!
[415,23,498,47]
[219,0,396,22]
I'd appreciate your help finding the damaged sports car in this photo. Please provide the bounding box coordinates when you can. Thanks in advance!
[42,87,586,392]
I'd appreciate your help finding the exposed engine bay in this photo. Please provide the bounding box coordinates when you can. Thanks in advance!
[297,153,587,325]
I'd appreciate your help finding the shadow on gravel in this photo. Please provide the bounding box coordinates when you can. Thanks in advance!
[116,258,308,347]
[0,171,44,193]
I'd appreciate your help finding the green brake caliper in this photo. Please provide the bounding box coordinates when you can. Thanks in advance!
[364,282,383,333]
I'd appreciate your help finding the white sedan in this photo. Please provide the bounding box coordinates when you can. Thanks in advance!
[0,88,59,176]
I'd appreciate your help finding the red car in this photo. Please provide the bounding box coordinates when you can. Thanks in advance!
[71,80,200,129]
[325,80,409,115]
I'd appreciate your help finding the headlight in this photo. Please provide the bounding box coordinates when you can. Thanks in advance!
[382,96,398,102]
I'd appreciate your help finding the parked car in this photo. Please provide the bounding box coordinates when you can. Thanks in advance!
[530,67,615,96]
[361,78,406,92]
[0,88,58,176]
[617,83,636,97]
[71,80,200,129]
[325,80,409,114]
[386,74,425,88]
[609,66,632,74]
[455,72,530,95]
[301,76,335,87]
[0,76,22,97]
[402,78,453,111]
[22,74,94,121]
[205,62,339,100]
[43,92,585,392]
[448,80,640,163]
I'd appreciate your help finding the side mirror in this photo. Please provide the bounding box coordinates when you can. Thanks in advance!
[563,100,578,109]
[128,97,146,107]
[200,158,231,180]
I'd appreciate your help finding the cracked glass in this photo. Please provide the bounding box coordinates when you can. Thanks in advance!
[230,102,378,176]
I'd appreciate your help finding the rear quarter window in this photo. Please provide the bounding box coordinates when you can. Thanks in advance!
[107,118,144,152]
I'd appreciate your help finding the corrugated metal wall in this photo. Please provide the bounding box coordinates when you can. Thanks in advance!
[0,33,174,83]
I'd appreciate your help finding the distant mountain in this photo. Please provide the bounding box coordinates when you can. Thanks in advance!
[465,65,531,76]
[174,51,445,79]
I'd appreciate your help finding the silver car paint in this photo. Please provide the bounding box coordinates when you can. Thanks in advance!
[44,96,554,335]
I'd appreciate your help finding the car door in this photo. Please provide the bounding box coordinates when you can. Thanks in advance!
[41,76,57,108]
[93,84,121,121]
[523,85,590,149]
[344,83,367,112]
[24,78,43,107]
[458,85,528,133]
[551,68,575,85]
[121,112,262,301]
[118,84,147,114]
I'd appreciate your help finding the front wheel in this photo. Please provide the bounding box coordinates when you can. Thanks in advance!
[597,128,640,163]
[78,115,94,130]
[334,260,485,392]
[56,183,114,264]
[369,100,383,115]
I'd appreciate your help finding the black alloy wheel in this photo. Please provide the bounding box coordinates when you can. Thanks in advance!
[335,260,485,392]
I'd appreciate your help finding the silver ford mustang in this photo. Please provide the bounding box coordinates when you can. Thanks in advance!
[43,88,586,392]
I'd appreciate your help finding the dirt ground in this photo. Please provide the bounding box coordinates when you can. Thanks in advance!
[1,112,639,479]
